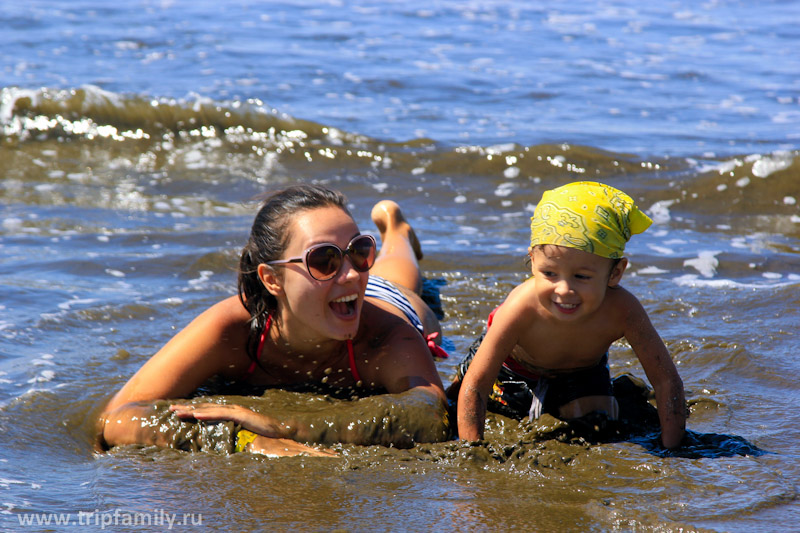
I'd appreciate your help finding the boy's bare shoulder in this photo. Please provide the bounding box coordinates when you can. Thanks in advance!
[603,285,651,332]
[504,277,537,303]
[606,284,645,311]
[492,281,541,328]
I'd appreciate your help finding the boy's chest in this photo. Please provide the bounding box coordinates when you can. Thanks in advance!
[514,320,621,373]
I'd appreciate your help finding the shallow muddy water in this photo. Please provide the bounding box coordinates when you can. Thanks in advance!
[2,1,798,531]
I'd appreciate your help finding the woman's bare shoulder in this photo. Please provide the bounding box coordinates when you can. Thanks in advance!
[202,295,250,323]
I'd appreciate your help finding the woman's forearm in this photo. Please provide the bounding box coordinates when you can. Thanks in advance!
[268,387,451,447]
[100,387,451,451]
[99,402,174,448]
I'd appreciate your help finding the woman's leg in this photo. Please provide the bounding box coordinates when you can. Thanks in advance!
[369,200,423,293]
[246,436,336,457]
[369,200,441,340]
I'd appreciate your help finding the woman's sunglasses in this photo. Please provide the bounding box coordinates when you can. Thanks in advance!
[266,234,377,281]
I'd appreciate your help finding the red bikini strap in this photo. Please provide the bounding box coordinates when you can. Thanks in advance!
[247,316,360,384]
[347,339,361,383]
[246,314,272,376]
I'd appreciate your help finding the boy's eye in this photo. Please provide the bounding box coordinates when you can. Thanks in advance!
[575,274,591,280]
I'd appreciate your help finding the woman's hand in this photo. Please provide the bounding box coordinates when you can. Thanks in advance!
[169,403,289,439]
[169,403,337,457]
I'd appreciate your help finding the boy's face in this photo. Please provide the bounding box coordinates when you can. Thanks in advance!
[529,245,627,321]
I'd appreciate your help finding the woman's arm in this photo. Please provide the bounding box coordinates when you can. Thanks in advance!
[622,295,686,449]
[174,321,450,448]
[99,296,252,447]
[103,316,451,449]
[169,384,449,448]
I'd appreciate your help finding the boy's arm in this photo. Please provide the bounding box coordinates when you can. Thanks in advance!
[457,307,522,441]
[623,296,686,449]
[457,370,492,440]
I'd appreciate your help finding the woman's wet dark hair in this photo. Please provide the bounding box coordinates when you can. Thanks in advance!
[238,184,352,360]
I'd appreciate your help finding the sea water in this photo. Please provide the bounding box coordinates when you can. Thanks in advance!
[1,1,798,531]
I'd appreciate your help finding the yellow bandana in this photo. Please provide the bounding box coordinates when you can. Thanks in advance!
[530,181,652,259]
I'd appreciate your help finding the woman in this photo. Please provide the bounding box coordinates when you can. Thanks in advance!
[99,184,449,456]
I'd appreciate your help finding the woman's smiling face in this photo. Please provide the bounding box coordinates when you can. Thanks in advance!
[268,205,369,343]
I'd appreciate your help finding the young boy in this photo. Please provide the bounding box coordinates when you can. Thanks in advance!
[454,181,686,448]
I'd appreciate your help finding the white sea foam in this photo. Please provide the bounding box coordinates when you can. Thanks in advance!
[1,217,23,231]
[647,200,674,224]
[494,182,515,197]
[751,152,793,178]
[692,157,742,174]
[188,270,214,287]
[27,370,55,383]
[674,274,799,289]
[0,478,26,490]
[647,244,675,255]
[0,87,41,125]
[57,298,100,311]
[485,143,516,155]
[683,250,720,278]
[638,266,669,275]
[158,297,184,305]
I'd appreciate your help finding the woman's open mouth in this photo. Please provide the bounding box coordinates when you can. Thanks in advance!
[330,293,358,318]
